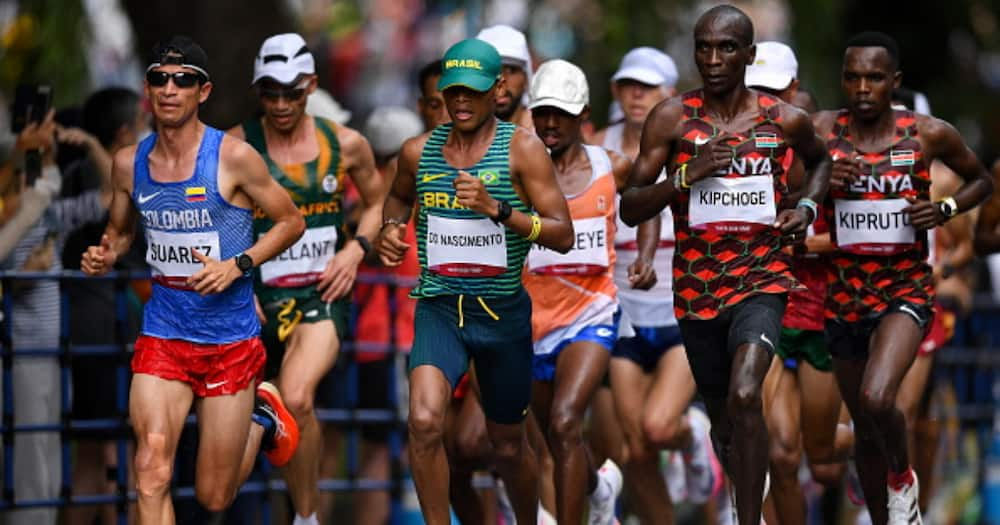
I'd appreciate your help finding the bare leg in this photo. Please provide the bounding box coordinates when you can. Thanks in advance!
[194,383,259,511]
[274,321,340,520]
[610,357,673,525]
[727,343,772,525]
[354,441,391,525]
[407,365,453,525]
[762,357,804,525]
[130,374,194,525]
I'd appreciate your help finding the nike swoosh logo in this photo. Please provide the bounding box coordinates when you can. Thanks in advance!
[421,173,450,183]
[760,333,774,349]
[205,380,228,389]
[694,136,710,145]
[137,191,161,204]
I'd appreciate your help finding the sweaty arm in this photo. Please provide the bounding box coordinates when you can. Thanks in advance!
[782,105,830,209]
[620,100,684,226]
[920,116,993,231]
[508,128,574,253]
[81,146,140,275]
[975,159,1000,255]
[226,139,305,266]
[342,128,386,247]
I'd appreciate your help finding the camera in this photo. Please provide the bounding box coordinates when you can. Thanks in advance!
[10,84,53,134]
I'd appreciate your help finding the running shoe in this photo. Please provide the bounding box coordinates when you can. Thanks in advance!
[661,450,687,502]
[588,459,623,525]
[255,381,300,467]
[684,406,724,503]
[887,470,922,524]
[845,460,867,506]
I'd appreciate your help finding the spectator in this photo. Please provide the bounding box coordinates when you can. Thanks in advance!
[61,87,149,525]
[1,110,113,525]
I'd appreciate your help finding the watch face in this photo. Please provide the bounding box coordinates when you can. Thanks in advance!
[237,254,253,272]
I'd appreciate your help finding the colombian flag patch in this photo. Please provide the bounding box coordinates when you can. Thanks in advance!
[185,186,207,202]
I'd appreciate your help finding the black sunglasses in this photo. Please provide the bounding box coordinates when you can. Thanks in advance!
[146,70,203,88]
[259,85,307,102]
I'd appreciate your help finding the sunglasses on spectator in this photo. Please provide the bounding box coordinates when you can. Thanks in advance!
[259,81,309,102]
[146,70,203,88]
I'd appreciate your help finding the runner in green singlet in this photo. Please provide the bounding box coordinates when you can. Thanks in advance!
[229,33,385,525]
[377,38,573,525]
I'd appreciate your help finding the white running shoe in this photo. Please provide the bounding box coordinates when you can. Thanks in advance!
[661,450,687,502]
[588,459,623,525]
[495,478,516,525]
[538,504,557,525]
[887,471,922,524]
[684,407,724,503]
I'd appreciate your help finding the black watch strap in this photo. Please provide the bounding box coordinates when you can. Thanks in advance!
[492,200,513,225]
[355,235,372,255]
[235,253,254,277]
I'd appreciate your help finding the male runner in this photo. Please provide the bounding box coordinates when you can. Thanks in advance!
[595,46,720,522]
[620,6,832,523]
[226,33,384,525]
[80,36,304,523]
[523,58,626,525]
[418,60,450,131]
[476,25,535,129]
[813,32,992,524]
[745,41,851,524]
[377,39,573,525]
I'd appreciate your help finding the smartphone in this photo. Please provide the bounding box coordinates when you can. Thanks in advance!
[10,84,53,133]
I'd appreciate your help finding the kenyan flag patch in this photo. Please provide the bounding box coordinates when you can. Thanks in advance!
[755,132,779,149]
[890,149,916,167]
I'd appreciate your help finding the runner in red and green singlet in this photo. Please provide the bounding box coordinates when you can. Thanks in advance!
[620,6,832,524]
[812,32,992,525]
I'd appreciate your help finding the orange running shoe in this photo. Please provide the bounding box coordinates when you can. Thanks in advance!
[255,381,300,467]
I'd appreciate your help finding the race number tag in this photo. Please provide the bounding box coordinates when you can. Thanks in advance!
[146,230,221,287]
[834,199,915,255]
[426,215,507,277]
[259,225,339,287]
[689,176,776,233]
[528,216,608,275]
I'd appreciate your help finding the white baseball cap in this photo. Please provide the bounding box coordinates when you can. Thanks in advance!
[745,41,798,91]
[364,106,424,158]
[475,25,533,73]
[253,33,315,85]
[611,47,678,87]
[529,59,589,116]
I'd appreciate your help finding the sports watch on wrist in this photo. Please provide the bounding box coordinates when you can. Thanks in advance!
[492,199,513,225]
[936,196,958,221]
[235,253,254,277]
[354,235,372,256]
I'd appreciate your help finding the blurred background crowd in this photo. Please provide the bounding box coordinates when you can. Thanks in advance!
[2,0,1000,524]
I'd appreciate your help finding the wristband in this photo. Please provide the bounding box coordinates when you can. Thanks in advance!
[381,218,407,231]
[526,214,542,242]
[796,198,818,225]
[674,163,690,190]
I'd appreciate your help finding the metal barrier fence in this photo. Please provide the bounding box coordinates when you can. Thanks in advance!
[0,270,411,524]
[2,270,999,523]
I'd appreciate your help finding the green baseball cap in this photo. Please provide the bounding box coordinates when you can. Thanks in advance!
[437,39,502,92]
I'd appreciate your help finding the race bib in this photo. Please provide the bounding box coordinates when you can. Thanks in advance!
[259,225,338,287]
[689,175,776,233]
[528,216,608,275]
[834,198,915,255]
[426,215,507,277]
[146,230,221,287]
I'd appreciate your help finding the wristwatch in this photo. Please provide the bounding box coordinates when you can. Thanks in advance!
[492,199,513,225]
[936,196,958,221]
[354,235,372,256]
[235,253,254,277]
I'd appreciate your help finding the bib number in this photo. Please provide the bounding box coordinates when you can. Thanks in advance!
[259,225,339,287]
[834,198,915,255]
[146,230,221,288]
[528,216,608,275]
[426,215,507,277]
[689,176,776,233]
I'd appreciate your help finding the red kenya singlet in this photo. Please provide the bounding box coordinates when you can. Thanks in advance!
[670,89,799,321]
[824,109,934,322]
